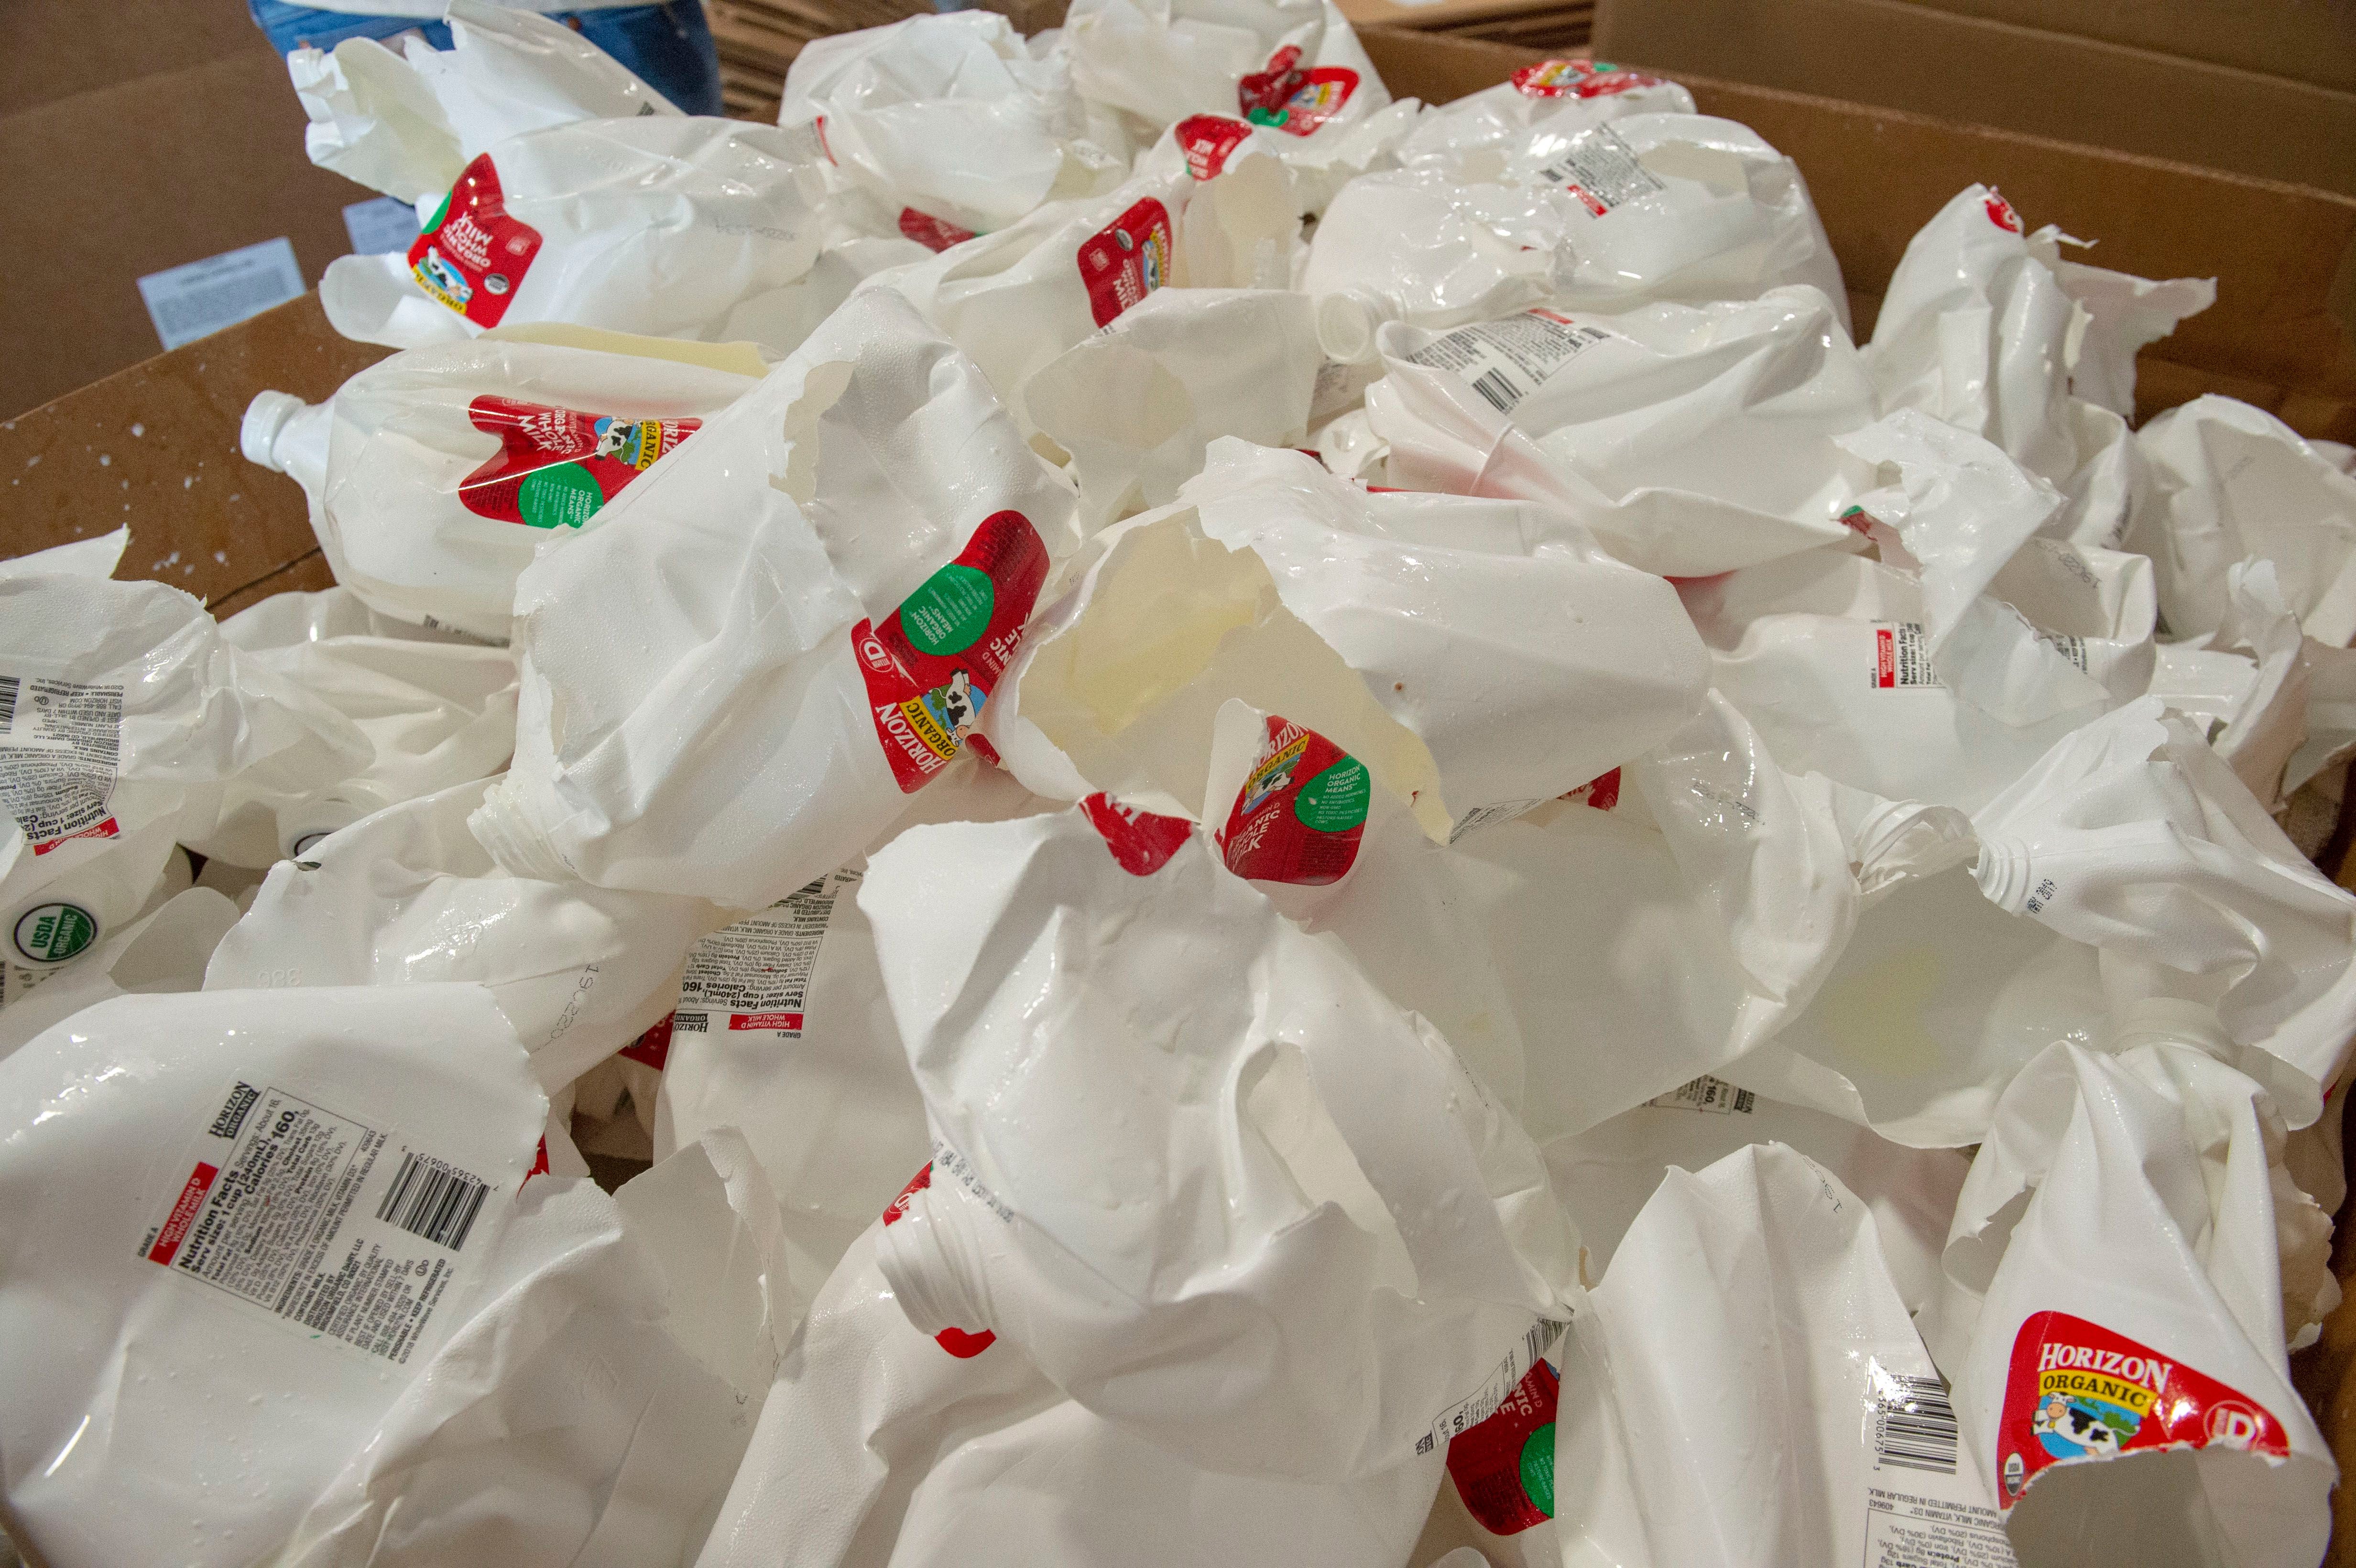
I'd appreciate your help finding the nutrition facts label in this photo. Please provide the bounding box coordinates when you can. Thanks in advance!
[0,674,122,851]
[670,870,852,1037]
[141,1079,495,1366]
[1533,125,1667,216]
[1407,310,1613,415]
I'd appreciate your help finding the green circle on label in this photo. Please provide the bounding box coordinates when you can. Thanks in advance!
[1293,757,1370,832]
[1519,1425,1556,1518]
[516,463,605,529]
[900,563,995,656]
[14,902,96,964]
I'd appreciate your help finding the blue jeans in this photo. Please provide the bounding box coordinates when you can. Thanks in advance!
[247,1,723,116]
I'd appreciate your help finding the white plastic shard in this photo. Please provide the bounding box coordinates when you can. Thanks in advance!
[1022,286,1323,533]
[290,0,680,203]
[0,571,368,971]
[1552,1144,2010,1568]
[982,440,1709,841]
[695,1209,1442,1568]
[1935,1034,2334,1568]
[2123,392,2356,645]
[2145,558,2315,809]
[780,11,1126,238]
[207,778,723,1094]
[318,116,826,351]
[472,288,1080,910]
[241,330,762,643]
[2023,226,2215,420]
[1969,697,2356,1128]
[1368,288,1878,577]
[858,803,1579,1483]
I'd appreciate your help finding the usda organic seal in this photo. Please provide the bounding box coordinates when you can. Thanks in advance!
[13,902,97,965]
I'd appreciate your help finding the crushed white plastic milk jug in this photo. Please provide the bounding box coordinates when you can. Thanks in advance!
[290,0,680,204]
[781,11,1126,239]
[1022,285,1323,532]
[1553,1143,2009,1568]
[202,586,519,861]
[472,287,1080,910]
[318,115,826,351]
[207,777,723,1094]
[1060,0,1384,142]
[1368,288,1878,576]
[888,164,1297,432]
[0,888,239,1062]
[858,802,1579,1482]
[1395,57,1694,165]
[2123,392,2356,645]
[1310,112,1844,362]
[242,329,761,642]
[1937,1034,2334,1568]
[982,440,1710,842]
[0,570,368,974]
[696,1201,1442,1568]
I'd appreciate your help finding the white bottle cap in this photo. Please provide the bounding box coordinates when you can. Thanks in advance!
[239,390,308,473]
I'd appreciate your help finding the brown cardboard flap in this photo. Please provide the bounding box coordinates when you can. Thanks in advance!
[1590,0,2356,198]
[0,294,385,609]
[1359,29,2356,442]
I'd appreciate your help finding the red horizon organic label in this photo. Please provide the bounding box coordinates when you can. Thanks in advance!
[1985,190,2023,234]
[620,1012,674,1070]
[1078,198,1172,328]
[881,1163,995,1357]
[1447,1357,1558,1535]
[409,154,542,327]
[898,207,978,252]
[1995,1311,2289,1510]
[1237,44,1359,135]
[1511,58,1664,98]
[854,510,1048,793]
[1217,716,1371,886]
[1174,115,1255,180]
[1081,793,1195,876]
[458,396,698,528]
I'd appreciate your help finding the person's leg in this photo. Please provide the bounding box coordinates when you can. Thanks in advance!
[562,4,725,117]
[246,0,452,54]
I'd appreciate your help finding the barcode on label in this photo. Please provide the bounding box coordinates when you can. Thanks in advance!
[0,676,16,730]
[1870,1362,1961,1474]
[376,1152,490,1252]
[1648,1075,1756,1114]
[1470,369,1518,413]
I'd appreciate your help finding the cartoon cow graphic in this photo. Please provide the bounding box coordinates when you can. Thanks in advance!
[2033,1393,2125,1459]
[923,669,982,745]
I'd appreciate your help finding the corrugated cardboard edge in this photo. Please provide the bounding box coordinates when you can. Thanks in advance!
[0,293,380,614]
[1591,0,2356,197]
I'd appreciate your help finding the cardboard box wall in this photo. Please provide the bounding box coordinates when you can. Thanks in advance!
[0,0,372,422]
[1593,0,2356,197]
